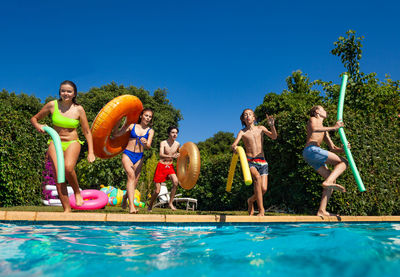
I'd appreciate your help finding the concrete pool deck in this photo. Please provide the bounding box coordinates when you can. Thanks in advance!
[1,211,400,223]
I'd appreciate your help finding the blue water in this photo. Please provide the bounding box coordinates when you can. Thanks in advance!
[0,222,400,277]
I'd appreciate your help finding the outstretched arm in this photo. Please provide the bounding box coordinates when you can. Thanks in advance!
[231,130,244,152]
[30,101,53,133]
[310,117,344,132]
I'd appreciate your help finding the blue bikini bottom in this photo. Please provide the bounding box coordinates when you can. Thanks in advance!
[123,149,144,164]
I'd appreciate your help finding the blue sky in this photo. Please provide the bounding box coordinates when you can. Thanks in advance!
[1,0,399,143]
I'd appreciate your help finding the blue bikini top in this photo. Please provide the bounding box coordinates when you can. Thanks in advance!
[130,124,151,146]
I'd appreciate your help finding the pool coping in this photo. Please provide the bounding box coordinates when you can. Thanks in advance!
[1,211,400,223]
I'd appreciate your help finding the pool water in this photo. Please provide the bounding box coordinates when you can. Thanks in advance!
[0,222,399,277]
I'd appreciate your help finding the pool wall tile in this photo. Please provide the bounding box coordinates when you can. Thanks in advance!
[356,216,383,222]
[382,216,400,221]
[5,211,37,221]
[106,213,165,222]
[165,215,217,222]
[293,216,326,222]
[36,212,107,222]
[336,216,358,222]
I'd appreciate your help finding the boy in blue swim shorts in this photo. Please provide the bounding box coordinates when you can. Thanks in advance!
[231,109,277,216]
[304,105,349,217]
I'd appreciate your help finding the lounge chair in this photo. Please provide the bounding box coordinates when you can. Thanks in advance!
[153,183,197,211]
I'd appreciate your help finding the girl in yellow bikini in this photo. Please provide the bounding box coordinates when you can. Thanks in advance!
[31,80,95,212]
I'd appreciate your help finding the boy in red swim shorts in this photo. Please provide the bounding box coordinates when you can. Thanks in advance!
[148,126,180,211]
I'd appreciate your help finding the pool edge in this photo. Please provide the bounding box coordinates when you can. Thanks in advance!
[1,211,400,223]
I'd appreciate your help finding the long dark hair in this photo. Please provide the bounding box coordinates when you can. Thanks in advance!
[59,80,78,104]
[138,108,154,125]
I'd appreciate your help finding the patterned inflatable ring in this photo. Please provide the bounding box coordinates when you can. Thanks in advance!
[91,95,143,159]
[177,142,201,190]
[69,190,108,210]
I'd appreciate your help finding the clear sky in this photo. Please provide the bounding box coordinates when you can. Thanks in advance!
[1,0,399,143]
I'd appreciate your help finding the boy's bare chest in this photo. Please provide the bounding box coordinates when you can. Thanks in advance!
[243,129,262,142]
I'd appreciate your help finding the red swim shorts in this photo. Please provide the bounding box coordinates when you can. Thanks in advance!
[153,162,176,183]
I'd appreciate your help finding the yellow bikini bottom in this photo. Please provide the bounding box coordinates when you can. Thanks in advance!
[48,139,84,151]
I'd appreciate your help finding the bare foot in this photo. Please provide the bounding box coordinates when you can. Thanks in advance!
[63,209,72,213]
[317,211,339,217]
[169,203,177,211]
[129,206,138,214]
[247,198,254,216]
[322,182,346,192]
[257,209,265,217]
[75,194,84,206]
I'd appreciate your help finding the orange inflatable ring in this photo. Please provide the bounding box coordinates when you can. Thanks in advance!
[177,142,201,190]
[91,95,143,159]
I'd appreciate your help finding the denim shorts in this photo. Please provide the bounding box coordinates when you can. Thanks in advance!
[302,145,329,170]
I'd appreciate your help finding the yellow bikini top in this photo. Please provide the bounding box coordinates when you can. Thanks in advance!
[52,100,80,129]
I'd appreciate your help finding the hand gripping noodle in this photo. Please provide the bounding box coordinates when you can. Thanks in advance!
[226,146,252,192]
[43,126,65,183]
[177,142,201,190]
[91,95,143,159]
[337,74,366,192]
[69,190,108,210]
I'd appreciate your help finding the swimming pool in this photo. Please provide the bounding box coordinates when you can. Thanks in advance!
[0,222,399,277]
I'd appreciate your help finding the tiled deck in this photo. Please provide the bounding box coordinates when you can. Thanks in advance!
[1,211,400,223]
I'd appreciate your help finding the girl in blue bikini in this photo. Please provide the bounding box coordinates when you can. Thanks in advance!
[31,80,95,212]
[303,105,348,216]
[113,108,154,214]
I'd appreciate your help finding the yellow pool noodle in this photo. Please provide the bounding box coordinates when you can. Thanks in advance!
[226,146,252,192]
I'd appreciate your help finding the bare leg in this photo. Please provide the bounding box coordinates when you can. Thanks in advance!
[315,151,348,216]
[168,174,178,210]
[249,167,264,216]
[64,142,83,206]
[147,182,161,212]
[122,154,143,214]
[320,152,348,192]
[47,143,71,212]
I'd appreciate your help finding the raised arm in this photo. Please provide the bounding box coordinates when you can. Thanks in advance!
[262,114,278,140]
[78,106,95,162]
[30,101,54,133]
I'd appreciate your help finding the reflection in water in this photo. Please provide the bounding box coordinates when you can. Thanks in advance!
[0,223,399,277]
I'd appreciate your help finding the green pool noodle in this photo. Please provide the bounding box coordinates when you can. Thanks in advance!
[337,74,366,192]
[43,126,65,183]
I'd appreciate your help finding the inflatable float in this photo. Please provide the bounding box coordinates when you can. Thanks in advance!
[69,189,108,210]
[177,142,201,190]
[91,95,143,159]
[337,74,366,192]
[226,146,252,192]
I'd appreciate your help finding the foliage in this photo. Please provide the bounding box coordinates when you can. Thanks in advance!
[0,91,45,206]
[197,131,235,156]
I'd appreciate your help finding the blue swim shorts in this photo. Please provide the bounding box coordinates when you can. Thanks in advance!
[302,145,329,170]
